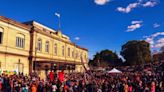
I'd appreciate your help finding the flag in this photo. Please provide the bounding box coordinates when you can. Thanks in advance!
[49,71,54,82]
[55,12,60,18]
[58,71,64,82]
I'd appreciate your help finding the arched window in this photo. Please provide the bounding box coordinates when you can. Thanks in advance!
[68,47,70,57]
[72,49,74,58]
[16,33,25,48]
[37,38,42,51]
[62,46,65,56]
[45,41,49,52]
[0,27,3,44]
[54,43,57,55]
[76,50,78,59]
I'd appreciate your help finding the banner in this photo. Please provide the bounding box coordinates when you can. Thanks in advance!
[58,71,64,82]
[49,71,54,82]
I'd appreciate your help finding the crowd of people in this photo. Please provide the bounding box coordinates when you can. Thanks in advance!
[0,62,163,92]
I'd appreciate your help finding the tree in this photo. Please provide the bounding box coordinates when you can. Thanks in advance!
[89,49,123,67]
[88,59,97,67]
[153,46,164,62]
[160,46,164,53]
[120,40,151,65]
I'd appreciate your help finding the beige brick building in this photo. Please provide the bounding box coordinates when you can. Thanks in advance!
[0,16,88,77]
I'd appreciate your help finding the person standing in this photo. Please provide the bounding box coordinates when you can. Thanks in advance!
[0,79,2,92]
[31,83,37,92]
[37,81,44,92]
[151,81,156,92]
[143,84,150,92]
[128,84,133,92]
[52,82,57,92]
[124,83,128,92]
[22,84,28,92]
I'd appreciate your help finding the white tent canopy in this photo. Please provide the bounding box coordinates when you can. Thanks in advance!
[107,68,122,73]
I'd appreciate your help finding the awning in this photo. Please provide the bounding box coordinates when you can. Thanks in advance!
[34,61,76,70]
[107,68,122,73]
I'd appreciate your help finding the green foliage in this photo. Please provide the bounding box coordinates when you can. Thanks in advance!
[120,40,151,65]
[89,49,123,67]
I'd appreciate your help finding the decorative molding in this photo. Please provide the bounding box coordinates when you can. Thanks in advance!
[0,16,31,31]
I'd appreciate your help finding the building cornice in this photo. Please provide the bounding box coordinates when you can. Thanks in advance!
[33,27,88,51]
[0,51,29,57]
[0,16,31,31]
[0,16,88,51]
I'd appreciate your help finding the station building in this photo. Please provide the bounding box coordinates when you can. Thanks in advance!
[0,16,88,77]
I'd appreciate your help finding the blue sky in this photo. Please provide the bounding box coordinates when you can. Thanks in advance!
[0,0,164,59]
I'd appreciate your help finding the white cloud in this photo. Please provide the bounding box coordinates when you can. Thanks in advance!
[74,37,80,41]
[144,32,164,48]
[152,32,164,37]
[146,37,154,44]
[157,38,164,43]
[117,0,158,13]
[142,1,157,7]
[150,45,154,48]
[127,20,143,32]
[117,3,138,13]
[94,0,110,5]
[132,20,143,24]
[143,35,150,38]
[127,24,142,32]
[154,43,164,48]
[153,23,160,28]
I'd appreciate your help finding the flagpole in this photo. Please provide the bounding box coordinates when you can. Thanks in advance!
[55,12,61,30]
[58,15,61,30]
